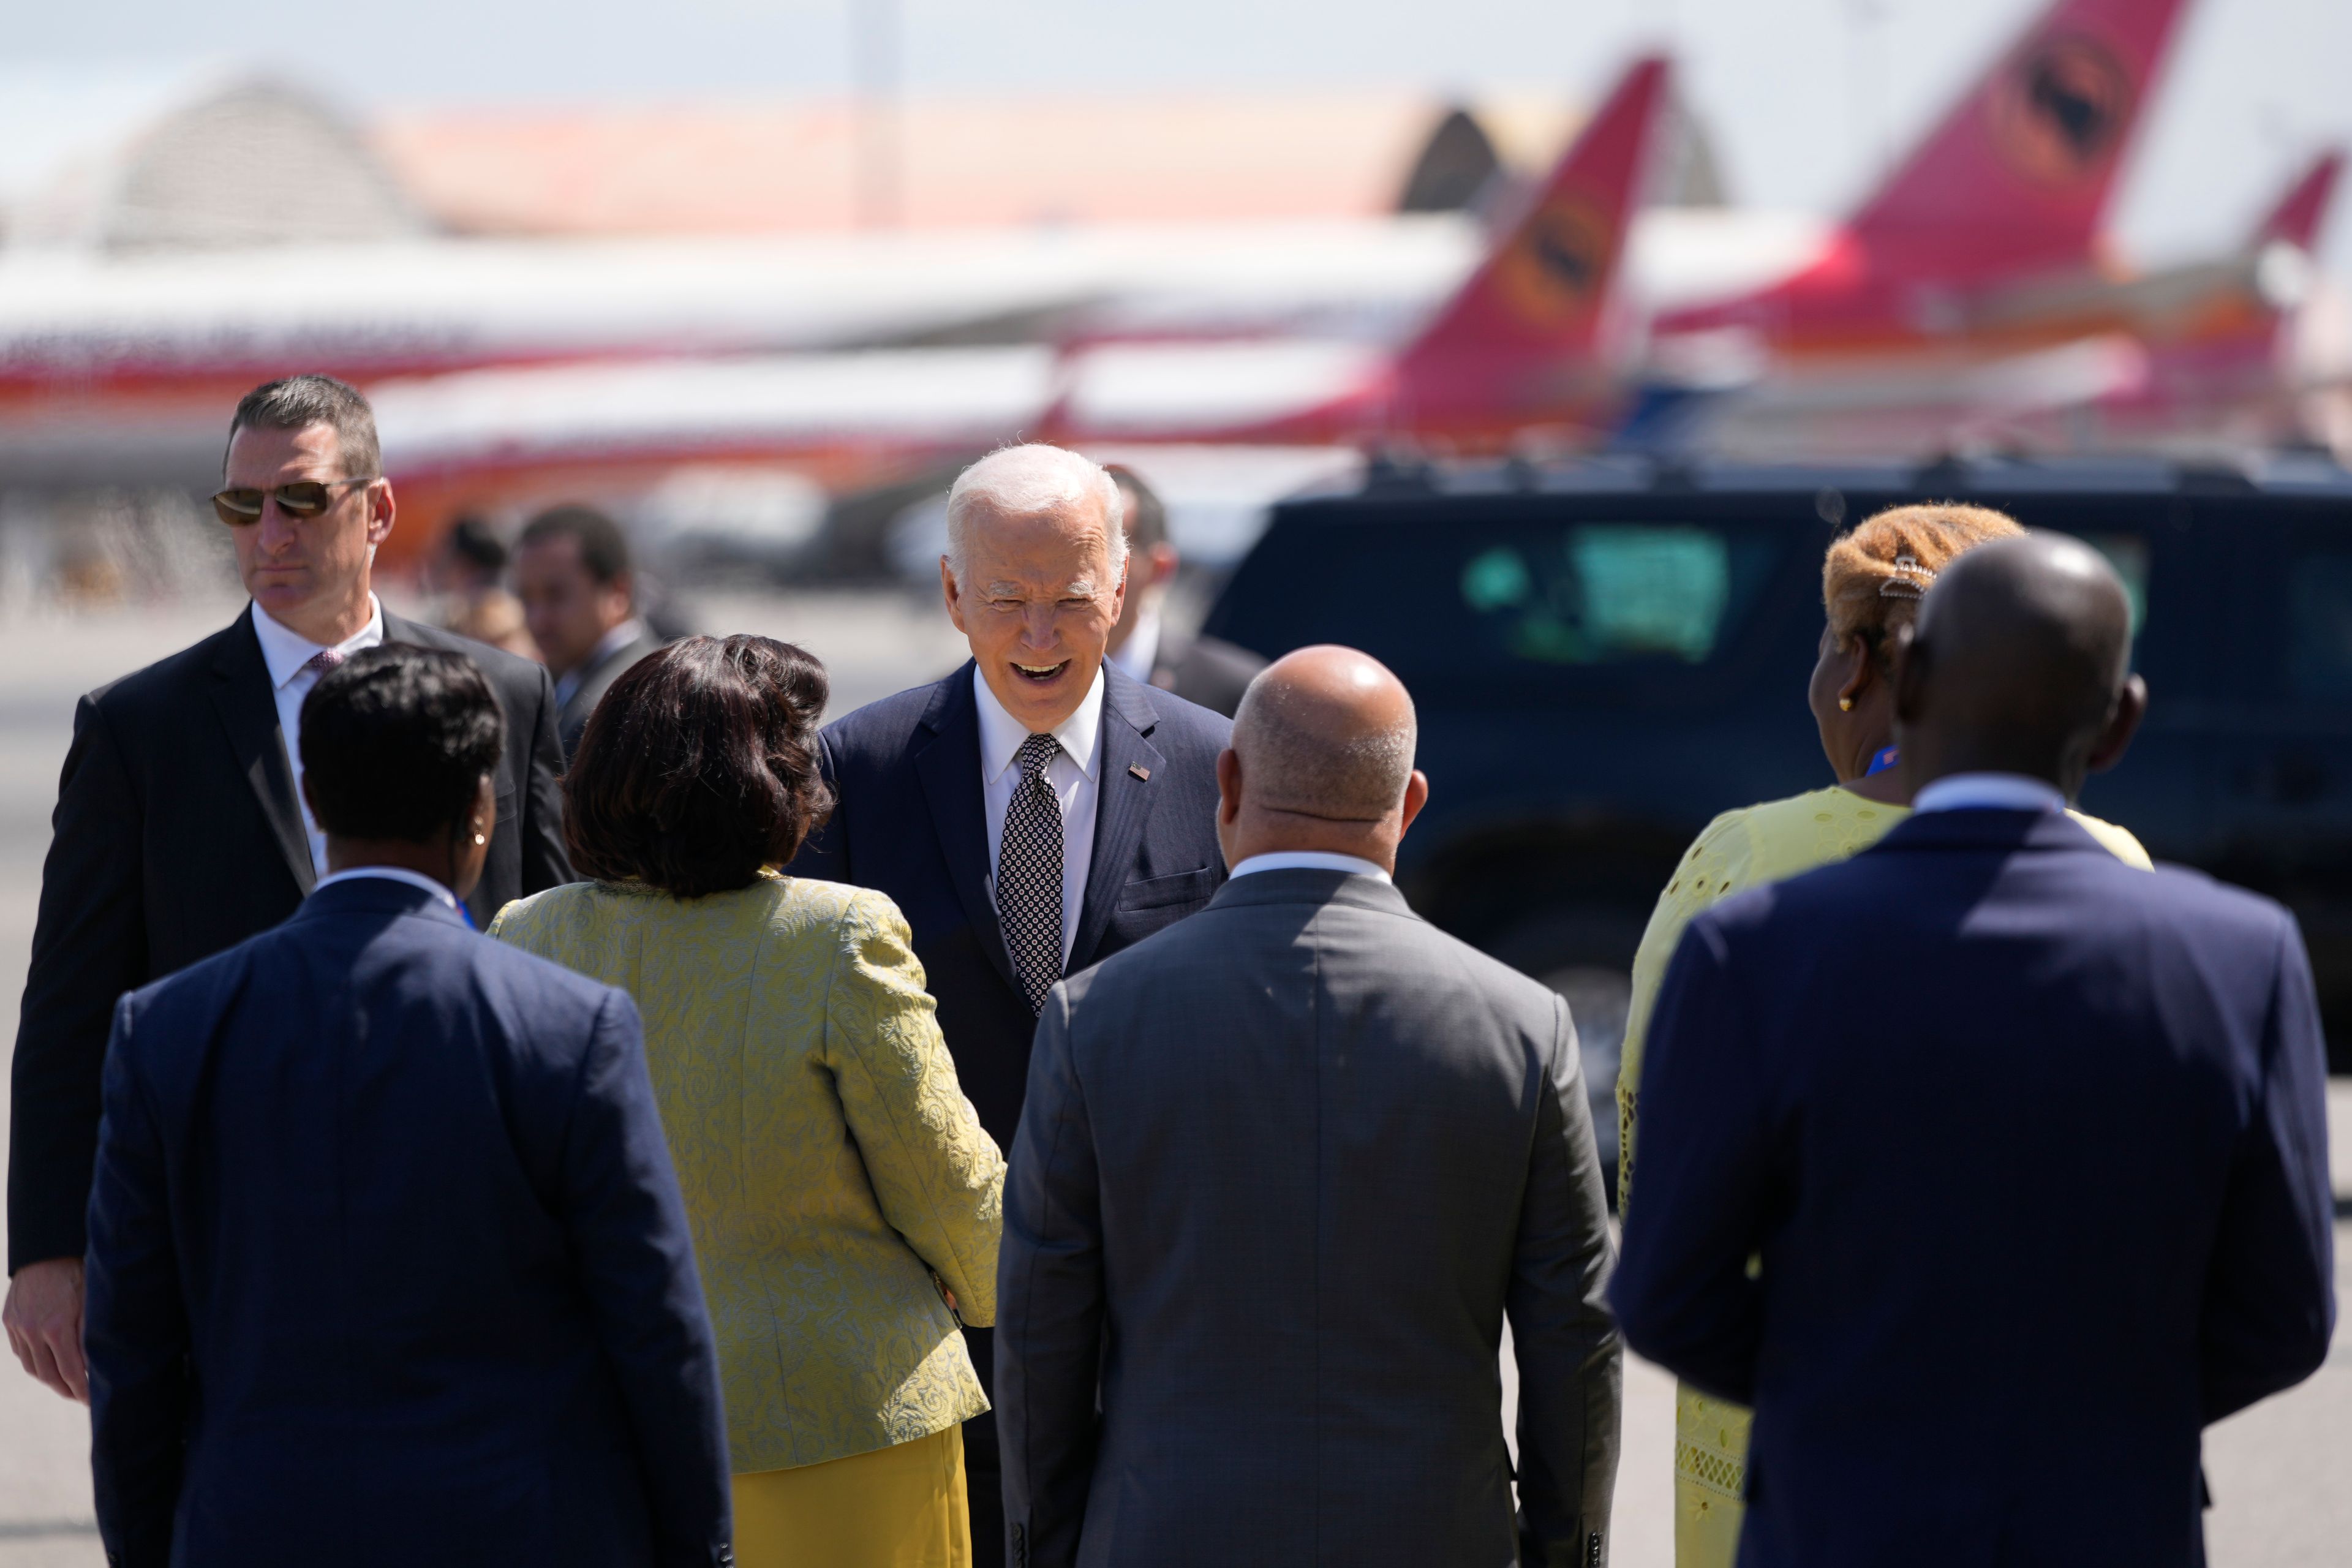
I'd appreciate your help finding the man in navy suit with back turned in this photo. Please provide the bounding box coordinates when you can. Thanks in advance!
[1613,535,2336,1567]
[83,645,730,1568]
[789,443,1231,1562]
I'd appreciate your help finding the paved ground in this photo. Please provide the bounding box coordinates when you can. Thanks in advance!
[0,592,2344,1566]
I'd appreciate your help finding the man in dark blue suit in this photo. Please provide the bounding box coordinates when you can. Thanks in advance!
[83,646,731,1568]
[789,444,1229,1562]
[1613,534,2336,1567]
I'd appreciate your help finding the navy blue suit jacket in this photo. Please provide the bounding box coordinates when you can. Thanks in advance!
[787,660,1232,1151]
[83,878,732,1568]
[1612,810,2337,1568]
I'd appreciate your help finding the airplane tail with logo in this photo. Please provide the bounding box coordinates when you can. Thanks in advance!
[2253,148,2343,252]
[1849,0,2192,281]
[1392,53,1669,391]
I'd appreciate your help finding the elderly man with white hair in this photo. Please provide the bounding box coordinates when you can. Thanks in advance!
[788,443,1232,1565]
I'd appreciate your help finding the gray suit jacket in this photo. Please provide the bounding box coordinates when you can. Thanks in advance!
[998,867,1621,1568]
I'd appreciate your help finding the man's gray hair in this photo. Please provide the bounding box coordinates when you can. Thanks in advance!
[943,444,1126,587]
[225,374,381,480]
[1232,672,1417,820]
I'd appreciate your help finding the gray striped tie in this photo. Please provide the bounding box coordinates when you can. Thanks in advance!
[997,731,1065,1014]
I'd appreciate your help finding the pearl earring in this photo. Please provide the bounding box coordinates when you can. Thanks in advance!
[473,831,487,846]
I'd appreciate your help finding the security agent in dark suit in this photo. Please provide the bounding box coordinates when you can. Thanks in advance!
[3,375,573,1404]
[1102,462,1265,718]
[1613,535,2337,1567]
[788,445,1231,1567]
[514,503,666,760]
[998,647,1621,1568]
[84,645,730,1568]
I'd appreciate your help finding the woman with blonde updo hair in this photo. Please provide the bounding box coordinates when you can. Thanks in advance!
[1615,503,2153,1568]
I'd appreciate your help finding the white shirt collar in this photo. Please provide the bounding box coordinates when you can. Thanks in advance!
[1910,772,2068,816]
[974,662,1105,785]
[251,595,385,690]
[312,865,460,911]
[1107,603,1163,684]
[1228,850,1392,884]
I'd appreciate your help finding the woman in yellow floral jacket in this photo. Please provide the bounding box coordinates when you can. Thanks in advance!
[1618,505,2154,1568]
[493,635,1003,1568]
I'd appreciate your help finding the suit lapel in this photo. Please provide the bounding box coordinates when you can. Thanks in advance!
[207,608,316,895]
[913,665,1020,993]
[1071,666,1166,970]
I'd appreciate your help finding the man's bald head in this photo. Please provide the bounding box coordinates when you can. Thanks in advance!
[1895,532,2147,795]
[1233,646,1417,819]
[1219,646,1430,872]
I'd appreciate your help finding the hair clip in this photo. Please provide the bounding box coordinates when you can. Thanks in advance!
[1879,551,1936,600]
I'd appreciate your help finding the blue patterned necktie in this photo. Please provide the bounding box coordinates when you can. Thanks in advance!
[997,731,1065,1014]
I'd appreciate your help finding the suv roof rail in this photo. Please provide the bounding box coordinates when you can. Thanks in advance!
[1362,450,1437,496]
[2172,459,2260,494]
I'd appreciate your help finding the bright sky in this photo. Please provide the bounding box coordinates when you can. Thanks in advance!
[15,0,2351,268]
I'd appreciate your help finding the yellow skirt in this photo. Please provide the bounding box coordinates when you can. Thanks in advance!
[1676,1383,1753,1567]
[733,1425,972,1568]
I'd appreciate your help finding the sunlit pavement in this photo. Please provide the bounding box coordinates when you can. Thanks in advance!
[0,595,2344,1567]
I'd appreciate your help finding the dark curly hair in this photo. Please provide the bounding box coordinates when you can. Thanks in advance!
[301,644,505,842]
[564,636,834,897]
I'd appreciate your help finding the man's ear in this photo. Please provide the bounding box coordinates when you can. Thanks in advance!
[2086,674,2149,775]
[1215,747,1243,825]
[940,557,967,634]
[1396,769,1430,839]
[1888,622,1928,726]
[365,478,397,548]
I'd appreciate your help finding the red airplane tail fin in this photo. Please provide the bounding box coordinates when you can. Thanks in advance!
[1394,54,1668,382]
[1849,0,2192,281]
[2253,149,2344,252]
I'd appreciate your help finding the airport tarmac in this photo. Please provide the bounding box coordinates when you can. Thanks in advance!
[0,590,2344,1566]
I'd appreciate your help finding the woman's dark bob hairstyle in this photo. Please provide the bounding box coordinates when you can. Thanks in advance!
[564,635,834,898]
[301,644,504,843]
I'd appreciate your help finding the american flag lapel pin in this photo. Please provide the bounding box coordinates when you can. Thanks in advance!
[1128,763,1152,781]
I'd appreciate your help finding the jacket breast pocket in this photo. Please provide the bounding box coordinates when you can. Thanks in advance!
[1115,867,1217,911]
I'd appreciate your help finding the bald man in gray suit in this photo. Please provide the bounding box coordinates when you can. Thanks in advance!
[997,646,1621,1568]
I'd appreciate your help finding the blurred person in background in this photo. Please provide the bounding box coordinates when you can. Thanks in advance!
[430,515,537,658]
[1613,503,2152,1568]
[998,646,1620,1568]
[496,636,1003,1568]
[788,443,1230,1564]
[4,375,571,1406]
[1613,535,2334,1567]
[83,644,729,1568]
[1102,463,1262,718]
[514,503,666,761]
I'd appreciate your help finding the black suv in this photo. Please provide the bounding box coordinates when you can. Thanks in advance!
[1200,454,2352,1170]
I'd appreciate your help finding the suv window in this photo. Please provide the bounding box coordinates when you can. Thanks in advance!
[1460,524,1754,665]
[1213,510,1787,686]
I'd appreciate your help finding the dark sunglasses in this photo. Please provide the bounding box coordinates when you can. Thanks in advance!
[210,476,374,527]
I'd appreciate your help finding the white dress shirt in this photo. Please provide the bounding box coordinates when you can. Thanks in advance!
[251,597,386,876]
[977,664,1104,964]
[312,865,460,911]
[1228,850,1391,883]
[1107,603,1163,685]
[1910,772,2068,816]
[553,617,647,709]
